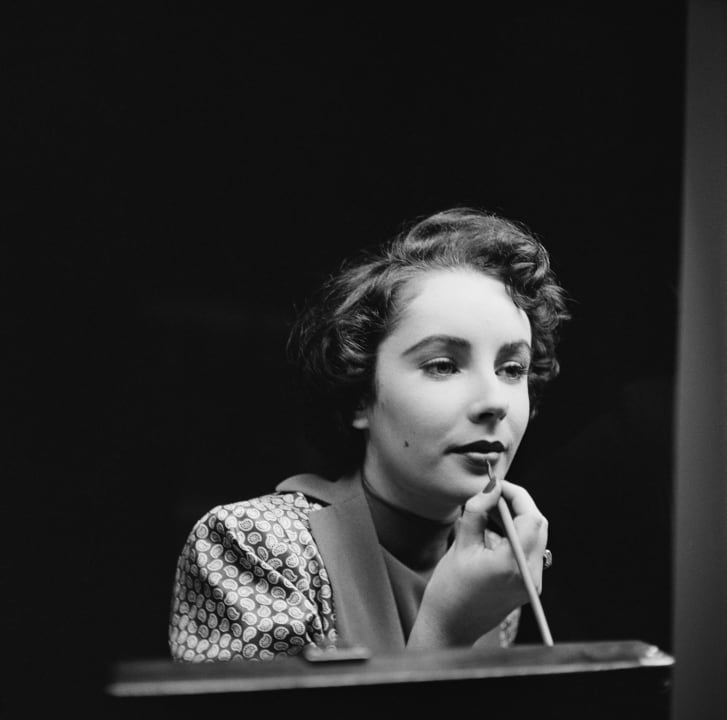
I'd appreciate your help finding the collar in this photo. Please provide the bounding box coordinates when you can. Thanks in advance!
[275,472,406,654]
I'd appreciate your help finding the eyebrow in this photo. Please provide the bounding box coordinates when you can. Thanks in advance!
[402,335,532,358]
[401,334,470,357]
[500,340,532,357]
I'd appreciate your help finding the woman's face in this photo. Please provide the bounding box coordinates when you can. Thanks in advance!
[353,268,532,521]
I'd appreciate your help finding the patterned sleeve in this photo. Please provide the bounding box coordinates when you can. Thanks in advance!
[169,492,338,662]
[499,607,521,647]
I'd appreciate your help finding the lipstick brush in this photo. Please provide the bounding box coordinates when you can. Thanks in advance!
[486,460,554,647]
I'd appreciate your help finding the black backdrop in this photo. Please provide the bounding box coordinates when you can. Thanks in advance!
[3,3,684,711]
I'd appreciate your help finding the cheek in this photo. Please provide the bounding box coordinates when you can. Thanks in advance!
[510,391,531,440]
[377,384,446,442]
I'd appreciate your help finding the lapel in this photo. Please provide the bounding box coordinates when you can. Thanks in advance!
[275,472,405,654]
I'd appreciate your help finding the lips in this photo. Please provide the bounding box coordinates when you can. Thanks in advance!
[450,440,505,454]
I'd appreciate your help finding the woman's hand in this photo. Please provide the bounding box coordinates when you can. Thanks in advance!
[407,479,548,649]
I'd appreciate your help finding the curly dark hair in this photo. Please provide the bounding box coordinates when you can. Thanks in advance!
[287,207,571,477]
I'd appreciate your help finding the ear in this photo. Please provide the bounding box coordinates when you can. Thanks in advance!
[351,406,370,430]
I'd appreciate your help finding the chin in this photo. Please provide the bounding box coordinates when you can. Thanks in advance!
[445,475,489,504]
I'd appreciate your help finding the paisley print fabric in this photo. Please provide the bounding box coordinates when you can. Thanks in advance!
[169,488,519,662]
[169,491,338,662]
[499,607,520,647]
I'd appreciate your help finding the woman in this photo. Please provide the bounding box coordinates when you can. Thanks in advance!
[168,207,570,662]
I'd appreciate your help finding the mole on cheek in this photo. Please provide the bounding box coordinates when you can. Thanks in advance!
[404,440,410,448]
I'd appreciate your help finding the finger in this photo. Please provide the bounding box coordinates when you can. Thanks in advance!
[456,483,502,550]
[499,481,547,544]
[500,480,541,518]
[483,528,506,550]
[512,512,549,556]
[499,481,548,589]
[511,512,549,592]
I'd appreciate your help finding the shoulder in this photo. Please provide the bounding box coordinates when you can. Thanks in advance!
[179,491,327,567]
[192,491,325,539]
[170,491,338,661]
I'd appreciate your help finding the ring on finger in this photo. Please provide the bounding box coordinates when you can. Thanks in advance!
[543,549,553,569]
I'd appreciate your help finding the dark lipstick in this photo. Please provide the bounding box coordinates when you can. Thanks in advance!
[451,440,505,454]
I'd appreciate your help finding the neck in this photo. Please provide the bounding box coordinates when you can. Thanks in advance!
[361,471,455,572]
[361,456,461,523]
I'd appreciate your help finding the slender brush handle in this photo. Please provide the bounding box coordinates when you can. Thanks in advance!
[496,495,554,647]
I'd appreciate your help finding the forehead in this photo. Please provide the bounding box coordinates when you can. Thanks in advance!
[390,268,532,345]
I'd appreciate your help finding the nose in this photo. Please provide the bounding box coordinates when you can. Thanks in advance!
[466,370,509,424]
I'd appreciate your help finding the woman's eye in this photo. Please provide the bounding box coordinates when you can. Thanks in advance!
[498,362,529,381]
[422,358,459,377]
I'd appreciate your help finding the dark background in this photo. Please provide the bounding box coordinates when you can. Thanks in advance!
[3,3,684,712]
